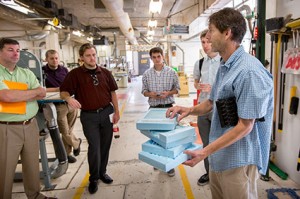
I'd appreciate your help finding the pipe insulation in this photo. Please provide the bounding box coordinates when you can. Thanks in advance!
[100,0,138,45]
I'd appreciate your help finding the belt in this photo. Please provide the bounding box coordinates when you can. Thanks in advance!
[150,103,173,108]
[0,117,34,125]
[81,105,110,113]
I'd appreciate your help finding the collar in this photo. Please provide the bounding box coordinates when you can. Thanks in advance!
[0,63,18,74]
[44,64,62,71]
[81,65,102,73]
[222,46,244,69]
[205,54,221,62]
[152,65,165,72]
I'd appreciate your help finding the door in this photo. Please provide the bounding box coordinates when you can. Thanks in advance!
[138,51,150,75]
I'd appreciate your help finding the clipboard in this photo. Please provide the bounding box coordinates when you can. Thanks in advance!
[0,80,28,114]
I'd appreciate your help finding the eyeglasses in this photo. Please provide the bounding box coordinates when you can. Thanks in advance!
[90,73,99,86]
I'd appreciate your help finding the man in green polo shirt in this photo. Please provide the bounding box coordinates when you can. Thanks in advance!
[0,38,57,199]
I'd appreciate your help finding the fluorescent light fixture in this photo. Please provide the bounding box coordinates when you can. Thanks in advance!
[72,30,84,37]
[0,0,35,14]
[148,19,157,28]
[149,0,162,14]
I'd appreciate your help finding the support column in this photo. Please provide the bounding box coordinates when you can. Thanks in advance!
[46,31,59,51]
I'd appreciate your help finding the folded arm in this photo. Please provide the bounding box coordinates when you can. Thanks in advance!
[0,87,46,102]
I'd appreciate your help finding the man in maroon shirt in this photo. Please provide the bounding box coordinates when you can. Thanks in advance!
[43,50,82,164]
[60,43,120,194]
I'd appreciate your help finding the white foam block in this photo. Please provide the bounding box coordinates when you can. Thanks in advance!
[138,143,202,172]
[142,140,191,158]
[136,108,177,131]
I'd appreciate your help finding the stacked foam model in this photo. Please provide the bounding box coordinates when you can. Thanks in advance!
[136,108,202,172]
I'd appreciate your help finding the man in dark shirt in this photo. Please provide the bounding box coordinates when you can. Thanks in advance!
[43,50,82,163]
[60,43,120,195]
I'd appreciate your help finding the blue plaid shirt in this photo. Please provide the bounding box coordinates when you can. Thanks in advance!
[142,66,180,106]
[209,46,274,174]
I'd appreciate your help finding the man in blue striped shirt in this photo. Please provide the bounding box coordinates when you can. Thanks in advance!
[167,8,273,199]
[193,29,221,186]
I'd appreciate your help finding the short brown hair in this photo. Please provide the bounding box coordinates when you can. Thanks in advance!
[209,8,246,43]
[200,29,208,39]
[79,43,97,56]
[45,49,58,58]
[149,47,163,57]
[0,38,19,50]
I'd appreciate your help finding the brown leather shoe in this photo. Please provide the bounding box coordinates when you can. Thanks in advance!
[44,197,58,199]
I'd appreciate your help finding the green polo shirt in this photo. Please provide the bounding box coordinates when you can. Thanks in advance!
[0,64,40,121]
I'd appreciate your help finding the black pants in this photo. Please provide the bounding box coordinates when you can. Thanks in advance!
[197,112,212,174]
[80,105,114,182]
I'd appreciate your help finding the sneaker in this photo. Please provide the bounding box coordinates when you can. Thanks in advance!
[73,138,82,156]
[167,169,175,177]
[67,155,77,163]
[197,173,209,186]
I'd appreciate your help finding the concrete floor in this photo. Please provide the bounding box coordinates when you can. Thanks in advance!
[12,76,300,199]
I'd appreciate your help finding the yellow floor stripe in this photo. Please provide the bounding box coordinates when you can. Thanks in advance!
[178,164,195,199]
[73,172,89,199]
[73,99,127,198]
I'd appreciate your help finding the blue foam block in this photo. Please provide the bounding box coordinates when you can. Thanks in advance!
[159,126,195,143]
[140,130,196,149]
[142,140,191,158]
[136,108,177,131]
[138,143,202,172]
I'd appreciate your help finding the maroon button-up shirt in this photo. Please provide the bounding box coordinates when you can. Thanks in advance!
[60,66,118,110]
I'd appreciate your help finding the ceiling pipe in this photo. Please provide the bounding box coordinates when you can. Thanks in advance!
[237,4,253,37]
[100,0,138,45]
[59,32,71,45]
[9,30,49,41]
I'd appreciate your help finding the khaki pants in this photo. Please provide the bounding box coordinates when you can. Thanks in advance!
[56,104,80,155]
[0,118,45,199]
[210,165,259,199]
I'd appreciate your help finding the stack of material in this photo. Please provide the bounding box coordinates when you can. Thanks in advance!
[136,108,202,172]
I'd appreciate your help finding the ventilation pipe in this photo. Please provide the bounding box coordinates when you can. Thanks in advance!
[59,32,71,45]
[237,5,253,37]
[100,0,138,45]
[9,30,50,41]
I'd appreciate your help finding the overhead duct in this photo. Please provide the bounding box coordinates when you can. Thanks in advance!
[8,30,49,41]
[59,32,71,45]
[100,0,138,45]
